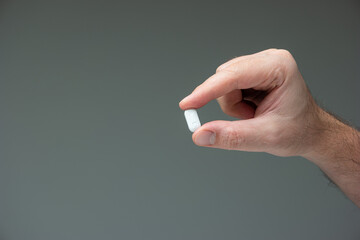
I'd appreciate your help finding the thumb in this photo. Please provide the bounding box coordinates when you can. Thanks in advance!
[192,119,269,152]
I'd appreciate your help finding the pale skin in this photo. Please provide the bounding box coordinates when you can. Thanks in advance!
[179,49,360,207]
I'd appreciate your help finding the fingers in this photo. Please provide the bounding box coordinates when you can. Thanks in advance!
[179,49,303,156]
[217,90,255,119]
[179,50,286,110]
[192,118,269,152]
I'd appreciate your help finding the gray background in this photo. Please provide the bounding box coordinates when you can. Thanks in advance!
[0,0,359,239]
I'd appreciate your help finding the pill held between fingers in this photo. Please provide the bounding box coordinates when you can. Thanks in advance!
[184,109,201,132]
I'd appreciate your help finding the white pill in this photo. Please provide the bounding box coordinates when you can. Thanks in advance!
[184,109,201,132]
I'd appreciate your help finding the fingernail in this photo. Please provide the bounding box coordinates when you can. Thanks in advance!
[194,130,216,146]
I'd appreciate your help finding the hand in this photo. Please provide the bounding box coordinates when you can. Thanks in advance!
[179,49,360,207]
[179,49,320,157]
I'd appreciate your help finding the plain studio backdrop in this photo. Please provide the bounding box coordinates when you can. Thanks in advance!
[0,0,359,239]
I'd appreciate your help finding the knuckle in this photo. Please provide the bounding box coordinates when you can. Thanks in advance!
[276,49,297,68]
[262,48,278,54]
[221,127,244,149]
[269,49,297,82]
[275,49,294,60]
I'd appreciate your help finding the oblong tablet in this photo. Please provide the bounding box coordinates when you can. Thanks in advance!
[184,109,201,132]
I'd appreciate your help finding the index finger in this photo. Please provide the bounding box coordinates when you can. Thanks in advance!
[179,55,282,110]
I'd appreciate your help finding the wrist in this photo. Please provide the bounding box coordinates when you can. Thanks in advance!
[302,107,360,168]
[302,107,360,206]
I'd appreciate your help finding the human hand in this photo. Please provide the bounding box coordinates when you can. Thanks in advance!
[180,49,360,207]
[179,49,322,157]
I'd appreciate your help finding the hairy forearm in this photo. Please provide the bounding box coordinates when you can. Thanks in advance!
[303,108,360,207]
